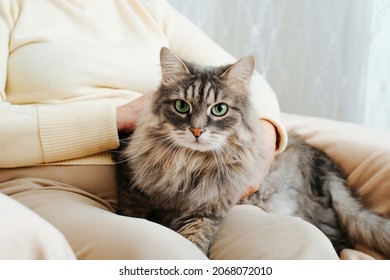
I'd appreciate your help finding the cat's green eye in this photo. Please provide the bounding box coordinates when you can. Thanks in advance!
[211,103,228,117]
[175,99,190,114]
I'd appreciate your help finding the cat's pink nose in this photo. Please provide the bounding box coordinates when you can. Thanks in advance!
[189,128,206,138]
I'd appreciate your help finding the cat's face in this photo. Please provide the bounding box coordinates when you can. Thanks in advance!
[160,84,239,152]
[149,48,256,152]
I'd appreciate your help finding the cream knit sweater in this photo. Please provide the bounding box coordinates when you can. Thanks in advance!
[0,0,287,168]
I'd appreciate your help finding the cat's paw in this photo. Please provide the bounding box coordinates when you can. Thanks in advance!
[176,217,217,255]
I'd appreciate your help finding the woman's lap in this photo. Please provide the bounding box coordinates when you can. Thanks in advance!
[0,191,75,259]
[1,178,206,260]
[211,204,338,259]
[1,176,338,260]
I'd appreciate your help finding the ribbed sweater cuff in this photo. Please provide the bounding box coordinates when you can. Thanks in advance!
[259,115,288,154]
[38,101,119,163]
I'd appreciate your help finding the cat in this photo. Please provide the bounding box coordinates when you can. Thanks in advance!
[243,135,390,258]
[115,47,390,258]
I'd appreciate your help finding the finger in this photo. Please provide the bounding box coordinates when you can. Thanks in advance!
[238,184,260,203]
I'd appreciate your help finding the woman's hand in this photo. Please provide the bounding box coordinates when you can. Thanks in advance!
[239,120,277,202]
[116,92,153,133]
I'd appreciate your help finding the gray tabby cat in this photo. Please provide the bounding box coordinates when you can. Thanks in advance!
[115,47,390,258]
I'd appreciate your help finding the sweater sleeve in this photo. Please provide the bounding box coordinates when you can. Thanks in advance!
[144,0,287,152]
[0,1,119,168]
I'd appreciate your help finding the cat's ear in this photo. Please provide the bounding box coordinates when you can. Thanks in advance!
[160,47,190,85]
[220,56,255,88]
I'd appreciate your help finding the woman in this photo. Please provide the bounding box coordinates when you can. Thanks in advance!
[0,0,337,259]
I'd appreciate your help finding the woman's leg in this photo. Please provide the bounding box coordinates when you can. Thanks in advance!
[0,192,75,260]
[210,205,339,260]
[2,178,206,260]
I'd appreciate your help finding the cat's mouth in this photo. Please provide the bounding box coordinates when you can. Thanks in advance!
[188,139,213,152]
[194,139,214,152]
[174,136,220,152]
[192,145,216,152]
[171,129,225,152]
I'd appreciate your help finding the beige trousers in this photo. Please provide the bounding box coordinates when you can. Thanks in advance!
[0,165,340,260]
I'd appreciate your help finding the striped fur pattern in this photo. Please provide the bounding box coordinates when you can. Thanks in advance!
[116,48,265,254]
[116,48,390,258]
[244,134,390,258]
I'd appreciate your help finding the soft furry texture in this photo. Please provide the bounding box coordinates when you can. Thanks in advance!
[116,48,264,254]
[115,48,390,258]
[244,133,390,258]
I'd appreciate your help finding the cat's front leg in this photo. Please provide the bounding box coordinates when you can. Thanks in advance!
[172,214,222,255]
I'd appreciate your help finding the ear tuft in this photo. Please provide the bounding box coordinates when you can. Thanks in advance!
[220,56,255,87]
[160,47,190,84]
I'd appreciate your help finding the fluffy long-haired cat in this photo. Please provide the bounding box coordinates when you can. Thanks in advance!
[115,47,390,258]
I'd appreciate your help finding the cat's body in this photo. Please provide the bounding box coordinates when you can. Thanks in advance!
[244,134,390,256]
[115,47,390,258]
[116,48,264,253]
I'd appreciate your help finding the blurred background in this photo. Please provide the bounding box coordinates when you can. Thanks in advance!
[168,0,390,130]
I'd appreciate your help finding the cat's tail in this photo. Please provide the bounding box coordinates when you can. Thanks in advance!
[329,181,390,259]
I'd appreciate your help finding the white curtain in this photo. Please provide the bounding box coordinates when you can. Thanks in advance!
[168,0,390,130]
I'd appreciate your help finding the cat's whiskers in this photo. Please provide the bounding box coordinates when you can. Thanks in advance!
[116,49,271,254]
